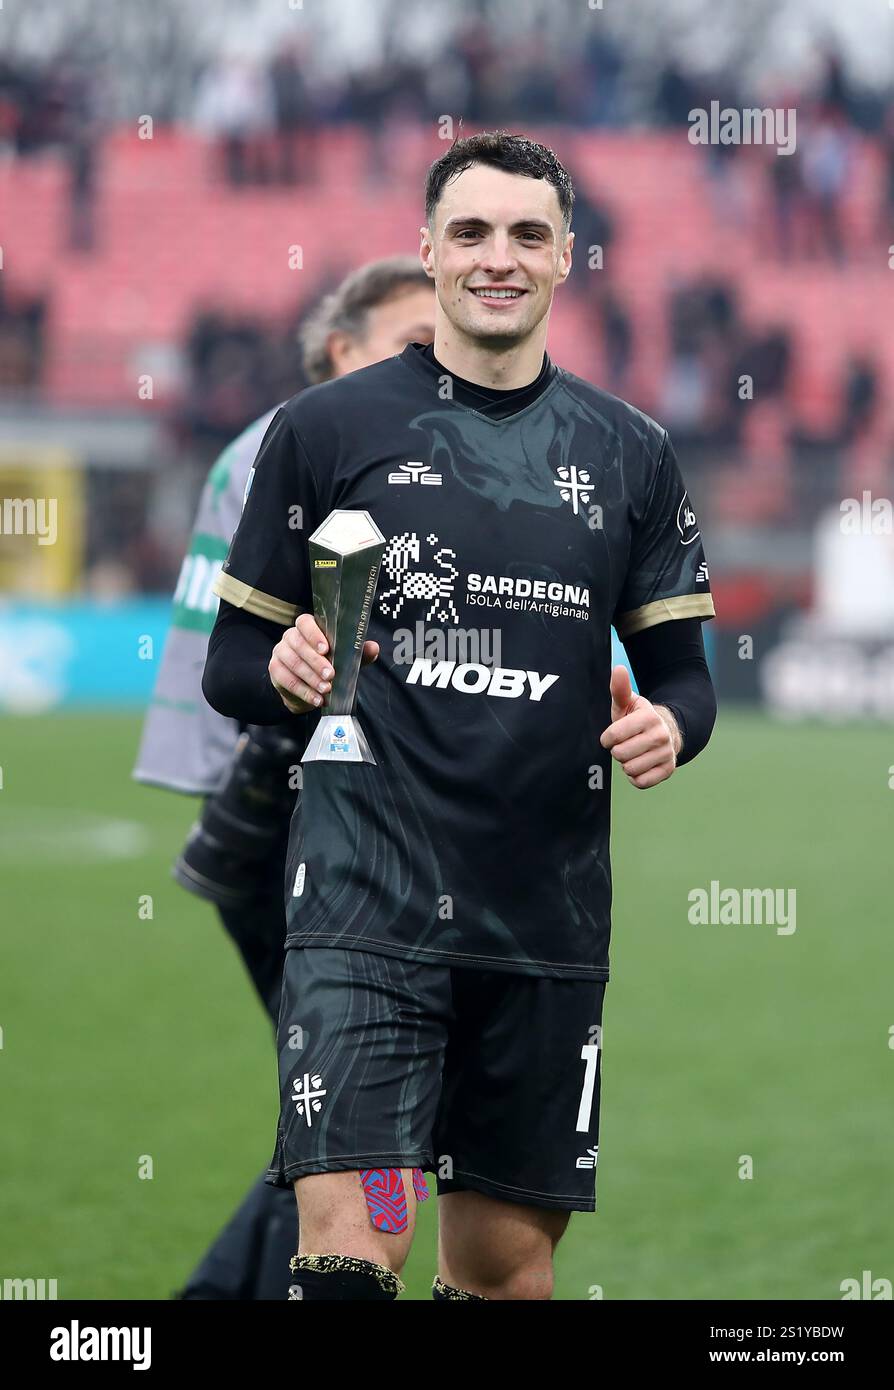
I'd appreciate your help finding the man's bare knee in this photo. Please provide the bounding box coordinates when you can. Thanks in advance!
[438,1191,569,1299]
[295,1170,416,1273]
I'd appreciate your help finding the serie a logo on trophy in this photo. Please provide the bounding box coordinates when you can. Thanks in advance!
[301,509,386,765]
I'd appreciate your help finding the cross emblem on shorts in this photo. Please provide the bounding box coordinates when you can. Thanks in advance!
[291,1073,327,1125]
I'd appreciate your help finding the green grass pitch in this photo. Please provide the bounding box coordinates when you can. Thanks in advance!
[0,709,890,1300]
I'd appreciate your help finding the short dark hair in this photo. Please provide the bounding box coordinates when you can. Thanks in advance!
[425,130,574,232]
[300,256,432,384]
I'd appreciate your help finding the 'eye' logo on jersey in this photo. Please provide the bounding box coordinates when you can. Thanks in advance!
[677,493,700,545]
[554,464,593,516]
[387,460,442,486]
[378,531,459,625]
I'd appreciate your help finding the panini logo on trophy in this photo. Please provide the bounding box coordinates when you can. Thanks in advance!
[301,510,386,765]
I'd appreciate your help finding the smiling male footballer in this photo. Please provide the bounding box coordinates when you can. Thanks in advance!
[203,131,716,1301]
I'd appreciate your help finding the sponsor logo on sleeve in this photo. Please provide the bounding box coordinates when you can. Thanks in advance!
[677,493,700,545]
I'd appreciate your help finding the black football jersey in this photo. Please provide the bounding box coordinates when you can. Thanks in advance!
[214,344,714,979]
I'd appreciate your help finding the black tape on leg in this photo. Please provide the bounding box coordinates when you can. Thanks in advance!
[432,1276,487,1301]
[288,1254,404,1301]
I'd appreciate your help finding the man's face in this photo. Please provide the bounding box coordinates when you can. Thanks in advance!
[330,286,435,377]
[420,164,573,346]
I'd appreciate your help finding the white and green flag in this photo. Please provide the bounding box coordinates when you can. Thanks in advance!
[133,408,277,794]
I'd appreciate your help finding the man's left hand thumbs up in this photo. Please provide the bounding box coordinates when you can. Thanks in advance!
[600,664,682,790]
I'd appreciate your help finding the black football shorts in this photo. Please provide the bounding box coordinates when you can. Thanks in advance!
[266,947,606,1212]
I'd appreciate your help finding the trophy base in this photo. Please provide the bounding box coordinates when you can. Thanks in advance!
[301,715,376,765]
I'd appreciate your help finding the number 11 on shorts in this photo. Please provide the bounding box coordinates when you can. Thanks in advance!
[576,1043,600,1132]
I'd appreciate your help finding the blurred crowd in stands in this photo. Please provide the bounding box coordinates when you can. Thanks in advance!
[1,23,892,592]
[3,29,892,245]
[0,52,103,248]
[4,26,894,184]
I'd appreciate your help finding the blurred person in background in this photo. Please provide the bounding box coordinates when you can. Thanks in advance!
[597,289,634,398]
[567,27,626,127]
[769,134,806,261]
[838,351,879,447]
[180,311,278,459]
[268,37,318,186]
[193,55,276,186]
[878,101,894,238]
[133,257,435,1299]
[54,55,103,252]
[0,278,46,391]
[0,56,29,155]
[802,104,854,264]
